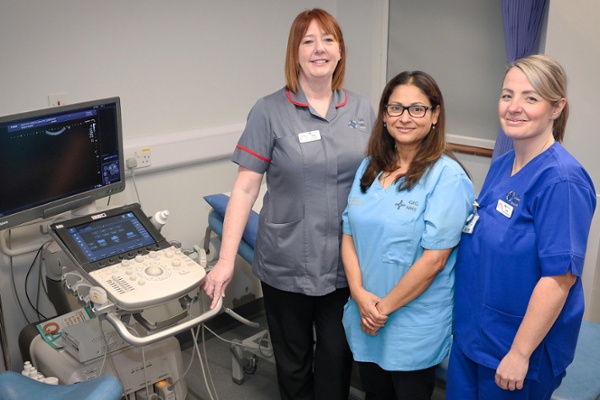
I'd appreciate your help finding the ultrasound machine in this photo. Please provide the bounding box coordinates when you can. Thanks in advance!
[0,98,219,399]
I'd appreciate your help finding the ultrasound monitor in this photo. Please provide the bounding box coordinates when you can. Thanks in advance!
[0,97,125,230]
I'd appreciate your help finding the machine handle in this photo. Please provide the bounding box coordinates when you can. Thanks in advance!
[104,297,223,346]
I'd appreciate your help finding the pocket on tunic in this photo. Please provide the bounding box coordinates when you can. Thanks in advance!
[381,219,416,266]
[480,304,543,378]
[258,217,304,266]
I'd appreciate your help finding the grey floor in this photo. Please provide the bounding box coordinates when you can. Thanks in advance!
[181,314,279,400]
[180,311,446,400]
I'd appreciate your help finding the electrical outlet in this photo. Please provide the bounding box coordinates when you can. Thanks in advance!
[48,93,68,107]
[125,147,152,169]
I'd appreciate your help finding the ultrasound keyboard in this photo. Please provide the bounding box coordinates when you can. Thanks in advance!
[50,203,206,311]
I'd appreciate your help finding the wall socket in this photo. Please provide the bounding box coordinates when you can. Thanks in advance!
[48,93,68,107]
[125,147,152,169]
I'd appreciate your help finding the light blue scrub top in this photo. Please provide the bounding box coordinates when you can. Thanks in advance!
[454,143,596,379]
[342,156,474,371]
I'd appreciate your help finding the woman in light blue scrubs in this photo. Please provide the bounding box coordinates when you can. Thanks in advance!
[341,71,474,400]
[447,55,596,399]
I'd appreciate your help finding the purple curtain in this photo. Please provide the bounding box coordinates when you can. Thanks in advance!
[491,0,549,161]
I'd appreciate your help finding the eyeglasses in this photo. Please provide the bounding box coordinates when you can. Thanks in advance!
[385,103,433,118]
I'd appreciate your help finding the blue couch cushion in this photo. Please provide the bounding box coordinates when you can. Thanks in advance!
[203,193,258,247]
[0,371,123,400]
[551,320,600,400]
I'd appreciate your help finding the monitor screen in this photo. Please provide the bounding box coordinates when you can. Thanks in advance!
[0,97,125,230]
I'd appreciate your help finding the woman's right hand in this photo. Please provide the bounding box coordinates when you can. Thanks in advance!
[201,166,263,310]
[202,260,234,309]
[342,235,388,335]
[353,288,388,335]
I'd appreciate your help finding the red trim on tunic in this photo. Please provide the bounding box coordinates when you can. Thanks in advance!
[285,88,348,108]
[335,90,348,108]
[286,89,309,107]
[236,145,271,163]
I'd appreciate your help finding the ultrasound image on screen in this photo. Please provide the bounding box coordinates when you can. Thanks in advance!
[0,106,120,218]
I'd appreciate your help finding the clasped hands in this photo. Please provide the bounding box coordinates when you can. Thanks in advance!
[355,289,388,336]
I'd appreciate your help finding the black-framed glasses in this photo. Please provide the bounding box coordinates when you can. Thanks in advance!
[385,103,433,118]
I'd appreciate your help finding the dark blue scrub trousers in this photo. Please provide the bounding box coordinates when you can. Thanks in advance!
[261,282,353,400]
[446,344,565,400]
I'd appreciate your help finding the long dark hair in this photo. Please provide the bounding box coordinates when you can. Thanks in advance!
[360,71,464,192]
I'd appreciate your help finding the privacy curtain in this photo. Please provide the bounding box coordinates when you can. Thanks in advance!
[491,0,549,161]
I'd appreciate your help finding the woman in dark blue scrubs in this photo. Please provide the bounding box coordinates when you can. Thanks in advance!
[447,55,596,399]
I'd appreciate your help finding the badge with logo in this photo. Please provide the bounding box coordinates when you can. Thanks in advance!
[496,199,513,218]
[298,130,321,143]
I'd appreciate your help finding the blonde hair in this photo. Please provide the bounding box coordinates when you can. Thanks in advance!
[507,54,569,142]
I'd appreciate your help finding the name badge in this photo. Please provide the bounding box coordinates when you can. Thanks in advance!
[496,199,513,218]
[298,130,321,143]
[462,213,479,234]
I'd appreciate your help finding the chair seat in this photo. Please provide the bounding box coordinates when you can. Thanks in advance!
[0,371,123,400]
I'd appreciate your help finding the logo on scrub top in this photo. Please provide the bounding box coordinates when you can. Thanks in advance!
[506,190,521,207]
[348,118,368,131]
[348,196,363,207]
[395,200,418,212]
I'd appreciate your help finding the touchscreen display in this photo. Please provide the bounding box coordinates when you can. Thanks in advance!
[65,211,156,262]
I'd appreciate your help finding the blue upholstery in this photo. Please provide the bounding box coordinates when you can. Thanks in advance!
[205,190,259,266]
[204,193,259,247]
[435,321,600,400]
[208,209,255,265]
[552,320,600,400]
[0,371,123,400]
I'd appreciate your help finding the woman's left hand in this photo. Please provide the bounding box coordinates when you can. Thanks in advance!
[495,350,529,391]
[360,319,381,336]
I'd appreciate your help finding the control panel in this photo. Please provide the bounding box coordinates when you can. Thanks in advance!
[87,246,205,310]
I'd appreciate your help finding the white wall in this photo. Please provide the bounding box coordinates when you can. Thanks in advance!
[543,0,600,322]
[387,0,506,144]
[0,0,385,138]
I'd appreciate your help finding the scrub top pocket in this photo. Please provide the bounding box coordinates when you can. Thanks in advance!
[381,217,417,266]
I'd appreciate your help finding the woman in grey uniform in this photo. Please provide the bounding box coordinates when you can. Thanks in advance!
[202,8,374,400]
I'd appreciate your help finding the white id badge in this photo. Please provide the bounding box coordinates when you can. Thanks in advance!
[496,199,513,218]
[462,213,479,234]
[298,130,321,143]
